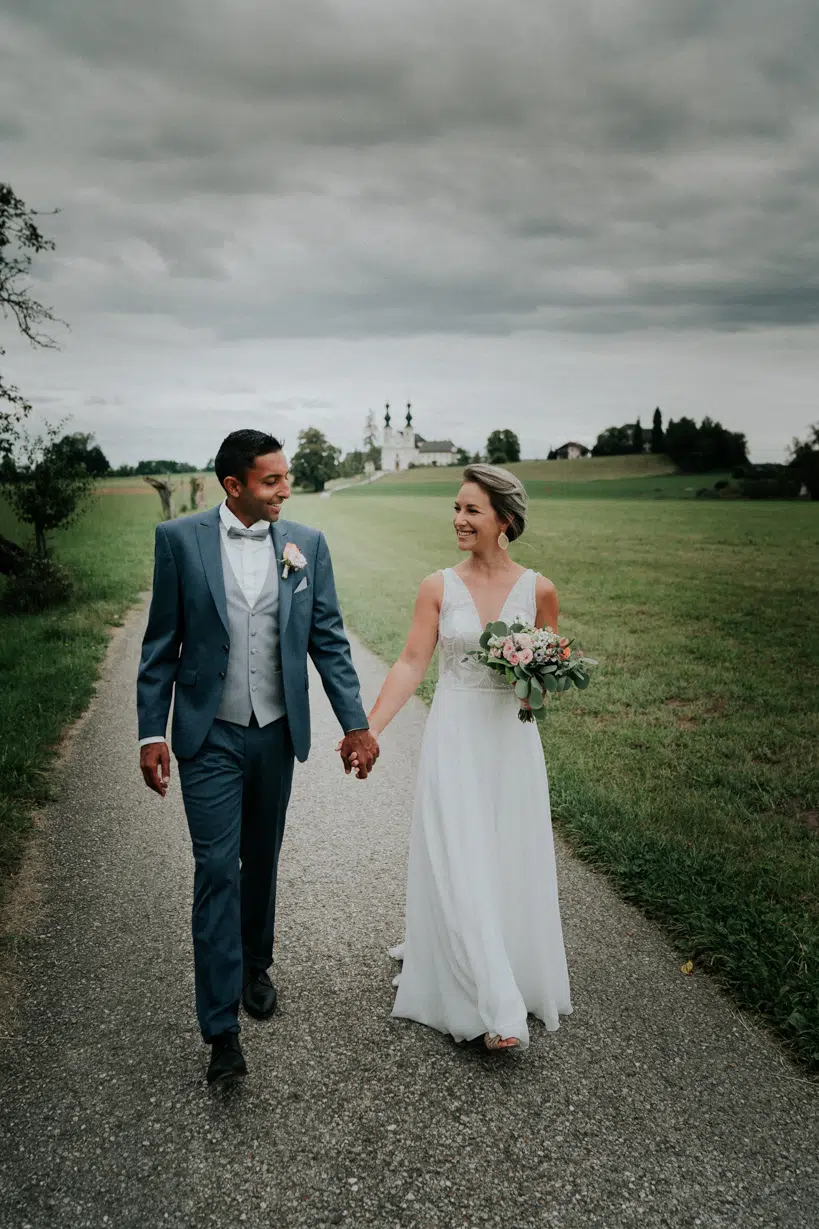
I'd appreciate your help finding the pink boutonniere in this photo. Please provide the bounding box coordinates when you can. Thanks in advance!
[281,542,307,580]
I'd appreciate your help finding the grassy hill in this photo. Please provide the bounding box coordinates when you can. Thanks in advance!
[339,454,722,500]
[375,453,676,486]
[341,452,683,498]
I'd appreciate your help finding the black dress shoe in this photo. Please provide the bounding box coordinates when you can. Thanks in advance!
[243,969,278,1019]
[207,1032,247,1086]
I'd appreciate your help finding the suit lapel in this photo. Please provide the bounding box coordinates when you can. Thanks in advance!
[273,519,295,637]
[195,506,229,634]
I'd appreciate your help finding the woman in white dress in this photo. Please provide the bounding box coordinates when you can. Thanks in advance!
[366,464,572,1052]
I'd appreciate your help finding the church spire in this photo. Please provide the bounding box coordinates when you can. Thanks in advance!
[384,402,391,428]
[406,401,413,428]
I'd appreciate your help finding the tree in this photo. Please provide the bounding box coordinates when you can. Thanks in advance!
[290,427,340,493]
[547,449,557,460]
[664,417,701,469]
[144,475,176,521]
[363,409,382,470]
[456,447,470,466]
[50,431,110,476]
[133,458,196,475]
[632,417,645,454]
[592,424,633,456]
[0,422,94,556]
[486,429,521,465]
[1,184,62,451]
[789,422,819,500]
[665,416,747,473]
[651,407,664,453]
[338,449,365,478]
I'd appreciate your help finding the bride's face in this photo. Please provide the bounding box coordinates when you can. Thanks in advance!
[453,482,503,552]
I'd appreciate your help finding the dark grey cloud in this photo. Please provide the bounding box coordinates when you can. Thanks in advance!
[0,0,817,463]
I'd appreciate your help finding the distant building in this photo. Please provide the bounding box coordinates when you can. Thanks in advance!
[552,441,591,460]
[381,403,459,471]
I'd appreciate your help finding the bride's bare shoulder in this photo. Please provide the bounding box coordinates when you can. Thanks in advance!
[415,571,446,607]
[535,573,557,600]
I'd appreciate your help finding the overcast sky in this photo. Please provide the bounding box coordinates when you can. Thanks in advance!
[2,0,818,464]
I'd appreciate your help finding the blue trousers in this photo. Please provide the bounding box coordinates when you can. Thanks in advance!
[177,716,294,1040]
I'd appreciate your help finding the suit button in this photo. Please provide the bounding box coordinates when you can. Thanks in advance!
[221,644,229,653]
[218,671,226,680]
[250,668,257,674]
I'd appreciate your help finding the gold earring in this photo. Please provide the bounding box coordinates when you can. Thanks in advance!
[498,531,510,550]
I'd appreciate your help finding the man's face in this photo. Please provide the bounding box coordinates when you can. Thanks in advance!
[225,450,291,523]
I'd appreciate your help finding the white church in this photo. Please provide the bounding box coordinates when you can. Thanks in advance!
[380,403,459,471]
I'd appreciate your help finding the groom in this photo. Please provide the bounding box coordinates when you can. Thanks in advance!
[137,429,378,1085]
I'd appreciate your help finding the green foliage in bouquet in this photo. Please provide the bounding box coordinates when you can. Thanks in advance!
[470,620,597,722]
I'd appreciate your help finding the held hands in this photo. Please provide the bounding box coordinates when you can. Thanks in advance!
[336,728,380,780]
[140,742,171,797]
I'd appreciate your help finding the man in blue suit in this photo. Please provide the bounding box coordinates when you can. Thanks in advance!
[137,429,378,1085]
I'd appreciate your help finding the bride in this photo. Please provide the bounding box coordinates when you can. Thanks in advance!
[366,464,572,1051]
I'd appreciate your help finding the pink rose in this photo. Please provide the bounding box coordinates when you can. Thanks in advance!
[507,652,520,666]
[518,648,534,665]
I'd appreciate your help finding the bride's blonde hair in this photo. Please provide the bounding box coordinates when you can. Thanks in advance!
[462,464,528,542]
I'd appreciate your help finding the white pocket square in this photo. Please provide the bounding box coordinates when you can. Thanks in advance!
[294,577,309,594]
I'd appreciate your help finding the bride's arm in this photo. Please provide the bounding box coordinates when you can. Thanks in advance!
[367,573,444,737]
[535,575,559,631]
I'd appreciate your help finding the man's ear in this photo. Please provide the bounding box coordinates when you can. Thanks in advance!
[223,475,242,499]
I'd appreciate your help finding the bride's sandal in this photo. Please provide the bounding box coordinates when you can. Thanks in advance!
[484,1033,521,1052]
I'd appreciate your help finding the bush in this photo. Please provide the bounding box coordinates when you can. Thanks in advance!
[696,482,742,500]
[739,476,802,500]
[0,554,74,614]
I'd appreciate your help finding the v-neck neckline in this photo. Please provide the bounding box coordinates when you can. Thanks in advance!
[449,567,531,629]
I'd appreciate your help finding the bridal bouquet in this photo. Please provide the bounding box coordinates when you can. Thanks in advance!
[466,620,597,722]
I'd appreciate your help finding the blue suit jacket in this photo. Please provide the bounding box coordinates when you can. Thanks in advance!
[136,506,368,761]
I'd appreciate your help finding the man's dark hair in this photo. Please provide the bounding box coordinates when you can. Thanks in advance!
[214,430,282,489]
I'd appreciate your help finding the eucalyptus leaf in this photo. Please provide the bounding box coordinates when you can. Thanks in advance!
[542,674,558,692]
[530,676,543,693]
[490,621,509,639]
[574,672,591,689]
[479,629,492,649]
[529,687,544,709]
[515,678,530,699]
[505,667,516,684]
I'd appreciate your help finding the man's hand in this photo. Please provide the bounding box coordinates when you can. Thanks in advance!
[336,729,380,780]
[140,742,171,797]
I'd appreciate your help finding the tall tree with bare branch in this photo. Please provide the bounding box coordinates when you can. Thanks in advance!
[0,183,62,451]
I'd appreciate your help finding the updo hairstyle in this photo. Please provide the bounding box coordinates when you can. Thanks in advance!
[462,463,528,542]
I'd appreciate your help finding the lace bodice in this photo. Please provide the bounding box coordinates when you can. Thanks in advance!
[436,568,538,692]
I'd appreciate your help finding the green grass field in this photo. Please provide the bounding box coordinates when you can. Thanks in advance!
[1,474,818,1069]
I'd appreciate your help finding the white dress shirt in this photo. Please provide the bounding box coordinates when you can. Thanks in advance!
[139,502,273,746]
[218,500,273,606]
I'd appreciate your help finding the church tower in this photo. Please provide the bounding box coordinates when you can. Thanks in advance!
[381,400,418,471]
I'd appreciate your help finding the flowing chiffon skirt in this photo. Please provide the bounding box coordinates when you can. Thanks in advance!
[392,681,572,1047]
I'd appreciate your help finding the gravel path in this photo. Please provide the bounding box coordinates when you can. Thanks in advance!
[1,602,817,1229]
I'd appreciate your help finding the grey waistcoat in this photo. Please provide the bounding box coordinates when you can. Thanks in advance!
[215,540,285,728]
